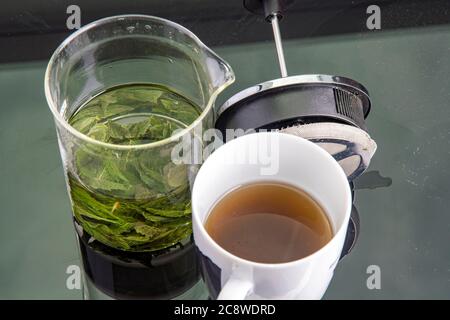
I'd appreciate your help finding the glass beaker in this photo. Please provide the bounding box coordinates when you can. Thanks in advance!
[45,15,234,299]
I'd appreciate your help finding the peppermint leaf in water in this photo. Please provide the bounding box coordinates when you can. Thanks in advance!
[71,116,100,133]
[102,104,132,118]
[130,88,162,104]
[87,123,109,142]
[134,222,160,238]
[164,163,187,188]
[107,120,130,143]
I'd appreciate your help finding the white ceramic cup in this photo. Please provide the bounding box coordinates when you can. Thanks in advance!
[192,132,352,300]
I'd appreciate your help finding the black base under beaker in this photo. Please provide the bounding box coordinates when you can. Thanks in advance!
[75,220,203,300]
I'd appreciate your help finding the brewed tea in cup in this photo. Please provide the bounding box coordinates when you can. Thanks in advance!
[205,182,333,263]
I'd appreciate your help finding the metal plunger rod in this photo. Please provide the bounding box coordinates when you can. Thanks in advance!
[270,14,288,77]
[243,0,290,77]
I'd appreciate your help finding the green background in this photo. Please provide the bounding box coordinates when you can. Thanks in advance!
[1,25,450,299]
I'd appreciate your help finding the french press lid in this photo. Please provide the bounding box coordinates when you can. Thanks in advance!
[215,74,377,181]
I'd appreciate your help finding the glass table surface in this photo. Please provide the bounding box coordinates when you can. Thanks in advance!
[1,24,450,299]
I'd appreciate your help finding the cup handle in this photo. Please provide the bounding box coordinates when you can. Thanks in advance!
[217,268,254,300]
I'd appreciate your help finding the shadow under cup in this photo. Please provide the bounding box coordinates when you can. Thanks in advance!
[192,132,352,300]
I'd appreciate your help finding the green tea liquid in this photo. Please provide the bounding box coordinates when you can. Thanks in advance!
[67,83,201,252]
